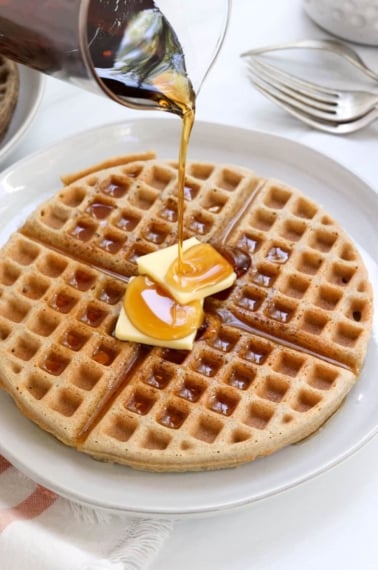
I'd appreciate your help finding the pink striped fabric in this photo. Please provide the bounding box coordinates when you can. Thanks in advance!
[0,455,173,569]
[0,455,10,474]
[0,455,57,533]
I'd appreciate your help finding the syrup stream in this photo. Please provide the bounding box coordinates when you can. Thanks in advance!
[176,106,195,271]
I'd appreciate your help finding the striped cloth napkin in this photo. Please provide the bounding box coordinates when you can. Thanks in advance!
[0,455,173,570]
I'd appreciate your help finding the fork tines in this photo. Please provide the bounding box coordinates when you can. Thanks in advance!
[244,56,378,134]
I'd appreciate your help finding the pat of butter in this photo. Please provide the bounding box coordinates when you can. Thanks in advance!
[115,306,199,350]
[137,237,236,304]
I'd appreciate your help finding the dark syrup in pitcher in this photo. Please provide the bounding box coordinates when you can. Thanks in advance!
[88,0,196,114]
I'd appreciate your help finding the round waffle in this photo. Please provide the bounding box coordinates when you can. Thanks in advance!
[0,56,19,140]
[0,154,373,471]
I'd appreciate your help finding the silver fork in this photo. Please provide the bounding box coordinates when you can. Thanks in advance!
[241,39,378,82]
[246,58,378,134]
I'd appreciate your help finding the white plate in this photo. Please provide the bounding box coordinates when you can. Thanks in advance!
[0,119,377,517]
[0,65,45,165]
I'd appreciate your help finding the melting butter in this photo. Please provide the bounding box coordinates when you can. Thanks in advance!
[137,237,236,305]
[124,275,203,340]
[116,238,237,348]
[115,303,202,350]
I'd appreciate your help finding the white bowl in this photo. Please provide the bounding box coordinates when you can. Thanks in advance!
[304,0,378,45]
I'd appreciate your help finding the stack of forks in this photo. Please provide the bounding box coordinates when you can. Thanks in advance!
[242,39,378,134]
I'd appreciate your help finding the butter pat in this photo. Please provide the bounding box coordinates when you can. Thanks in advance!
[137,237,236,304]
[115,306,199,350]
[137,237,198,281]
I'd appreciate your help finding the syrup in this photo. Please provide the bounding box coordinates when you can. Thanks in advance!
[88,1,196,117]
[88,202,114,220]
[102,182,128,198]
[178,382,203,402]
[62,331,87,351]
[176,107,195,267]
[211,245,251,278]
[93,3,201,340]
[89,2,237,342]
[70,223,94,242]
[52,292,76,313]
[266,246,290,264]
[42,355,67,376]
[93,347,115,366]
[166,243,234,294]
[159,406,186,429]
[69,270,95,291]
[124,276,203,340]
[81,306,105,327]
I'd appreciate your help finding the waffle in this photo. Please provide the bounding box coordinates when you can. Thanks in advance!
[0,154,373,471]
[0,56,19,140]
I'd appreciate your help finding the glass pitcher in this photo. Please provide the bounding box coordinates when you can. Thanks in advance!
[0,0,230,114]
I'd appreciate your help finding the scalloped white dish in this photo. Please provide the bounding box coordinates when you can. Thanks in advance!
[0,65,45,165]
[0,119,376,517]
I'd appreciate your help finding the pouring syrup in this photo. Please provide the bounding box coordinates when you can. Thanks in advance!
[88,1,234,340]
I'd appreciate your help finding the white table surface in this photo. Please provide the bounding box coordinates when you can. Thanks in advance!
[2,0,378,568]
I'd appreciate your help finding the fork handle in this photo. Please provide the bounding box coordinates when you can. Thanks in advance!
[241,39,378,82]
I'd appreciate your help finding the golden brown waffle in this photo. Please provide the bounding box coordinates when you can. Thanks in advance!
[0,56,19,140]
[0,155,373,471]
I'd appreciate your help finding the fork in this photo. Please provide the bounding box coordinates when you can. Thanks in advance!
[241,39,378,82]
[245,57,378,134]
